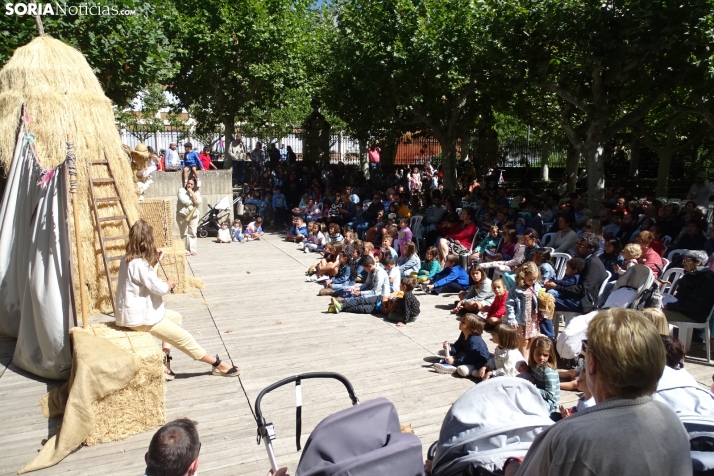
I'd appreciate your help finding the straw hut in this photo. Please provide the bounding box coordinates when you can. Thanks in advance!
[0,36,140,315]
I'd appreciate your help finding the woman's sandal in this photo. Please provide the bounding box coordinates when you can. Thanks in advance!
[163,352,175,381]
[211,355,241,377]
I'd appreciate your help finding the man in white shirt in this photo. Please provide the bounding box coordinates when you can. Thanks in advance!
[225,134,248,186]
[687,171,714,207]
[164,143,181,171]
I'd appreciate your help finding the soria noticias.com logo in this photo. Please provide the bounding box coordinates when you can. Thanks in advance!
[5,2,136,15]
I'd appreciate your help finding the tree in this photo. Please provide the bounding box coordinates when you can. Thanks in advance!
[164,0,313,167]
[0,0,175,106]
[115,84,172,143]
[321,0,517,190]
[492,0,713,210]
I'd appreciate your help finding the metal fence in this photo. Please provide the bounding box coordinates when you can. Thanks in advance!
[497,136,572,168]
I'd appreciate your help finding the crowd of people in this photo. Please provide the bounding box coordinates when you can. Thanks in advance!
[133,154,714,475]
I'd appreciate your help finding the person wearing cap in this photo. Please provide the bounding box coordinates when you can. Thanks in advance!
[663,249,714,325]
[687,171,714,207]
[164,142,181,172]
[181,142,203,186]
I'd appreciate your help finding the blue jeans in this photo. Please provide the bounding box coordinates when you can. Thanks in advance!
[232,161,246,186]
[548,289,582,312]
[539,319,555,339]
[355,221,372,239]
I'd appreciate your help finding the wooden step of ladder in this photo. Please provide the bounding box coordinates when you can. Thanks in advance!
[87,155,131,316]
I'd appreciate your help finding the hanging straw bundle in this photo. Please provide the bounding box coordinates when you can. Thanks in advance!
[0,36,140,315]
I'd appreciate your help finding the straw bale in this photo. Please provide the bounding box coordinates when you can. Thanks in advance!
[0,36,140,315]
[186,275,205,289]
[138,198,173,248]
[157,241,188,294]
[74,324,165,445]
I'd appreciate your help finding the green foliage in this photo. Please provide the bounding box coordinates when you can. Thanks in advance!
[0,0,175,106]
[115,83,172,141]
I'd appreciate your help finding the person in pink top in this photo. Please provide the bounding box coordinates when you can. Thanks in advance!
[368,142,381,169]
[438,208,477,265]
[394,217,413,256]
[634,231,663,278]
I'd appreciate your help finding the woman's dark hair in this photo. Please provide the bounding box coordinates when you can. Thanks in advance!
[559,212,575,226]
[605,237,623,255]
[522,227,539,240]
[341,251,359,281]
[661,335,685,370]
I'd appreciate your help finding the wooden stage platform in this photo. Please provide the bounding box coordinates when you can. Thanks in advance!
[1,231,713,475]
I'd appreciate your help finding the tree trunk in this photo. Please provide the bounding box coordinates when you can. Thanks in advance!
[629,137,640,177]
[359,139,370,179]
[441,141,458,193]
[565,145,579,194]
[540,140,550,181]
[585,140,607,212]
[222,116,234,169]
[656,150,674,197]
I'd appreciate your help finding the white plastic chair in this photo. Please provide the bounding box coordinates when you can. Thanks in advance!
[671,304,713,363]
[541,232,556,248]
[656,197,668,204]
[659,267,683,296]
[662,235,672,247]
[551,252,571,280]
[667,249,687,263]
[708,203,714,225]
[661,258,670,270]
[470,232,480,252]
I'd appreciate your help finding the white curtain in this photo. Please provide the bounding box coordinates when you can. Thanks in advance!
[0,118,74,380]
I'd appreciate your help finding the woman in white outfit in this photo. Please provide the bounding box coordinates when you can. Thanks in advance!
[176,178,201,256]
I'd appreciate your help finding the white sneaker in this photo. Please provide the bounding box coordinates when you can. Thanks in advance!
[433,362,457,374]
[305,275,318,282]
[304,247,310,254]
[315,276,329,282]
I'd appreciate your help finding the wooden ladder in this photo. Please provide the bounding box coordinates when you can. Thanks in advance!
[87,155,131,315]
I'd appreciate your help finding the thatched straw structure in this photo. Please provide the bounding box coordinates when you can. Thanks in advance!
[0,36,140,315]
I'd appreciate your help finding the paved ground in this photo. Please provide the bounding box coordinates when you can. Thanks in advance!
[1,230,713,475]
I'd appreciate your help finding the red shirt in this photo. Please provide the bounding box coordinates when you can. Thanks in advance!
[487,291,508,319]
[447,222,478,248]
[651,239,665,256]
[639,247,663,278]
[198,152,212,170]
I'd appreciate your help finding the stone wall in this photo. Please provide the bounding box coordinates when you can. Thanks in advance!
[142,170,233,233]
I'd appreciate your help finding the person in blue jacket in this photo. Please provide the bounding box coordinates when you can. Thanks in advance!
[181,142,203,186]
[433,313,489,375]
[421,254,469,295]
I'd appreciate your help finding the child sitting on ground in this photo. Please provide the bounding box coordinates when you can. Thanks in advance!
[434,313,489,376]
[475,323,525,379]
[231,219,244,243]
[545,257,585,311]
[398,242,421,277]
[286,217,307,242]
[215,221,232,243]
[244,217,264,241]
[414,246,441,283]
[306,242,343,282]
[615,242,642,276]
[453,264,494,314]
[470,225,500,262]
[343,230,355,247]
[559,363,595,418]
[422,254,469,295]
[319,251,358,297]
[385,277,421,327]
[301,222,326,253]
[328,222,344,243]
[382,254,401,293]
[518,336,560,418]
[532,248,556,282]
[381,235,398,261]
[394,218,413,256]
[484,278,508,327]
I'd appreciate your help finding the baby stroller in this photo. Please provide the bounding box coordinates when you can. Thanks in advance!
[255,372,424,476]
[196,196,231,238]
[427,378,553,476]
[601,264,654,309]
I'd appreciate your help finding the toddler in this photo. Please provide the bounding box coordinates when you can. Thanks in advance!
[215,221,231,243]
[231,219,244,243]
[506,261,542,357]
[532,248,556,282]
[615,243,642,276]
[301,222,326,253]
[244,217,264,241]
[484,278,508,327]
[286,217,307,242]
[394,218,413,256]
[434,313,489,376]
[381,235,398,261]
[398,242,421,277]
[545,257,585,312]
[414,246,441,283]
[382,255,401,293]
[272,186,288,228]
[560,369,595,418]
[386,277,421,327]
[518,336,560,417]
[475,323,526,379]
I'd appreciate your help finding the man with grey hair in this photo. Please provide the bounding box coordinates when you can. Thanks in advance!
[663,249,714,324]
[544,232,608,313]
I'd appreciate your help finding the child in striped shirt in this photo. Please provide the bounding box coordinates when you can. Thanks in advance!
[519,336,560,419]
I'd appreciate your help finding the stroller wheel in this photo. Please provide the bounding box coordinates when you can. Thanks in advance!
[198,228,209,238]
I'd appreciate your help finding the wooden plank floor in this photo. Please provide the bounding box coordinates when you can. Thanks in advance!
[1,230,713,475]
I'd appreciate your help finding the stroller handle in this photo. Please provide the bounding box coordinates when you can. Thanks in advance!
[254,372,359,425]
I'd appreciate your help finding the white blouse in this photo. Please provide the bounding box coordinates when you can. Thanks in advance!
[115,258,169,328]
